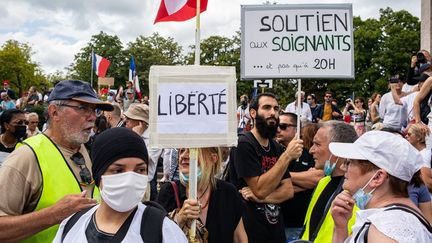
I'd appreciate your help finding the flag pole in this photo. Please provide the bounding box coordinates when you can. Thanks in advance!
[91,49,94,88]
[194,0,201,65]
[190,2,200,241]
[297,79,301,138]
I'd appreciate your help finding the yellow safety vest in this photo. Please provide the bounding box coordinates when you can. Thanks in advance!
[18,134,99,243]
[301,176,358,242]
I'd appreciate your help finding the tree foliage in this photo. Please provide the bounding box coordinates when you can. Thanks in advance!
[0,40,49,96]
[0,7,421,108]
[126,33,184,95]
[67,31,127,89]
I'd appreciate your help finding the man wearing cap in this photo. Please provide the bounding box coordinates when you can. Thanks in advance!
[300,121,358,242]
[0,80,16,101]
[123,89,137,111]
[0,80,113,242]
[124,103,170,200]
[330,131,431,242]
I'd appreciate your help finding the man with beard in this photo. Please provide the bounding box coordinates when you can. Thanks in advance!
[234,93,304,242]
[0,80,113,242]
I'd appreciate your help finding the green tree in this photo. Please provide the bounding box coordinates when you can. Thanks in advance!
[126,32,184,95]
[68,31,127,89]
[0,40,48,96]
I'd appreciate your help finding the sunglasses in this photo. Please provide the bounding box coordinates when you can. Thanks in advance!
[325,95,332,98]
[354,100,362,104]
[279,123,296,130]
[70,152,93,185]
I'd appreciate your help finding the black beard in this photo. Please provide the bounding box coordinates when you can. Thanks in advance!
[255,113,279,139]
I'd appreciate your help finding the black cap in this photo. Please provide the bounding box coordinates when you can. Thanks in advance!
[91,127,149,186]
[47,80,113,111]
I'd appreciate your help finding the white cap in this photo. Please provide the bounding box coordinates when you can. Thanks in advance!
[329,131,423,182]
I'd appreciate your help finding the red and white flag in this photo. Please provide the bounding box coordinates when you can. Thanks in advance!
[154,0,208,23]
[93,53,111,78]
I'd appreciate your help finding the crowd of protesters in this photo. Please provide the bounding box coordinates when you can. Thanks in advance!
[0,51,431,243]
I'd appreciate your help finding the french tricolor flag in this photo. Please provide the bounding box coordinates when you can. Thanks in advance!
[93,53,111,78]
[154,0,208,23]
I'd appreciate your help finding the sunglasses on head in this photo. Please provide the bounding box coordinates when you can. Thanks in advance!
[70,152,93,185]
[279,123,296,130]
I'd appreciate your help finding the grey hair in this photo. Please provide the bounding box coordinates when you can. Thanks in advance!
[46,100,69,129]
[320,120,358,143]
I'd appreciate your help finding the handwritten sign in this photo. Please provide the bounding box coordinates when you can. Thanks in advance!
[98,77,114,86]
[149,65,238,149]
[241,4,354,79]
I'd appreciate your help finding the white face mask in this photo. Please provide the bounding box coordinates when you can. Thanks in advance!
[101,171,148,212]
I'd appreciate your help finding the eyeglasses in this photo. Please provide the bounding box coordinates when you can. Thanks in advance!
[279,123,296,130]
[70,152,93,185]
[60,104,96,116]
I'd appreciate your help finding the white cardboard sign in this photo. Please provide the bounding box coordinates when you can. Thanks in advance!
[241,4,354,79]
[149,65,238,149]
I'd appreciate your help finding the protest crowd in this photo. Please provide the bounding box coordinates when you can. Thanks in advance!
[0,50,430,243]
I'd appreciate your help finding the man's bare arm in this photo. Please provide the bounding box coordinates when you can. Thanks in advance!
[0,191,96,242]
[244,139,303,199]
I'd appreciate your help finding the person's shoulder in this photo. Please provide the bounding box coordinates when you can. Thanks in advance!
[2,144,37,171]
[161,217,188,242]
[215,179,237,192]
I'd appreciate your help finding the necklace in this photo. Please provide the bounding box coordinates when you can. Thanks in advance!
[198,183,210,200]
[198,183,211,209]
[261,143,270,152]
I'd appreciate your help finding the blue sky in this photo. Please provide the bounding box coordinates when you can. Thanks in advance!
[0,0,421,75]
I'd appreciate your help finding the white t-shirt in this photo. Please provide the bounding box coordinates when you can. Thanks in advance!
[400,91,418,123]
[53,203,187,243]
[420,148,431,168]
[346,207,432,243]
[237,105,250,129]
[285,101,312,122]
[379,92,407,130]
[142,129,169,181]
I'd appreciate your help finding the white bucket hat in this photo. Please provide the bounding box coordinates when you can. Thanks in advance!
[329,131,424,182]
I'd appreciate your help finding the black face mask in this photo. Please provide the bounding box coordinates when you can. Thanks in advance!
[255,113,279,139]
[241,100,248,108]
[12,125,27,140]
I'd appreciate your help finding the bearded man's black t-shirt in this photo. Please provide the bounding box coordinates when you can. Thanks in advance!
[234,131,289,243]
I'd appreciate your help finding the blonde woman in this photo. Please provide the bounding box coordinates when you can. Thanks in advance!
[157,147,247,243]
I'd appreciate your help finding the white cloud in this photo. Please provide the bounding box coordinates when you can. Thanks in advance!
[0,0,422,74]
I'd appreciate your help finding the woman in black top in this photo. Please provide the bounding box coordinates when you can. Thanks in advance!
[157,147,247,243]
[0,109,27,165]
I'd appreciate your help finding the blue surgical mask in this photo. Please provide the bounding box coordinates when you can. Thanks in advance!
[179,167,202,186]
[352,172,378,209]
[324,155,338,176]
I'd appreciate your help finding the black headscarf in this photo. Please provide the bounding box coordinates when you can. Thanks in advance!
[91,127,149,186]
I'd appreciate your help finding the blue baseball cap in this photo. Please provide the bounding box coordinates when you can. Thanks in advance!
[47,80,114,111]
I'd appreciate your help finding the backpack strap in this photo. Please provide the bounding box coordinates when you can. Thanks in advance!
[355,204,432,243]
[170,181,181,209]
[141,201,167,243]
[61,206,94,241]
[384,204,432,233]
